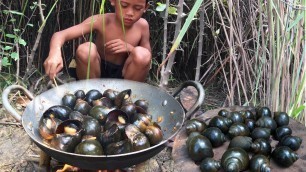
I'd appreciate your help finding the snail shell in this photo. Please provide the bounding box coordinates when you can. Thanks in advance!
[185,119,207,135]
[200,158,221,172]
[255,116,277,133]
[62,93,77,109]
[186,132,201,146]
[227,111,245,124]
[208,116,232,133]
[228,123,250,139]
[221,147,249,172]
[278,135,302,151]
[256,107,272,119]
[274,126,292,141]
[240,110,256,120]
[251,138,272,156]
[272,146,299,167]
[187,135,214,162]
[251,127,271,140]
[273,111,289,127]
[228,136,253,151]
[202,127,226,147]
[218,109,230,117]
[245,119,256,132]
[249,154,271,172]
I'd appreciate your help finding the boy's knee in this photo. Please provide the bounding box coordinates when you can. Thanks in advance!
[76,42,97,61]
[131,47,151,66]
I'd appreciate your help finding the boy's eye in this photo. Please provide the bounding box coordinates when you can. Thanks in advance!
[120,2,128,7]
[134,6,143,11]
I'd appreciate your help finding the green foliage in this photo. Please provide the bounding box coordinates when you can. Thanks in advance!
[155,2,178,15]
[1,4,29,69]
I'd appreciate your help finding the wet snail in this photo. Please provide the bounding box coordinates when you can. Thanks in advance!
[39,88,164,156]
[185,107,302,171]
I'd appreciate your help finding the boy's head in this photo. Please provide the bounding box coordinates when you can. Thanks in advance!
[110,0,149,27]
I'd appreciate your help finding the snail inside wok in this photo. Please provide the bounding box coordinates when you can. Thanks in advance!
[38,88,164,156]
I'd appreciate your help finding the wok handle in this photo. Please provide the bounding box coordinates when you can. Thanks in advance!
[172,81,205,120]
[2,85,34,122]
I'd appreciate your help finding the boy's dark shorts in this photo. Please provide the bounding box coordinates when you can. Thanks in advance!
[100,59,124,79]
[68,59,124,80]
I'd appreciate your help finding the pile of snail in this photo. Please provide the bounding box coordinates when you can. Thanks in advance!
[185,107,302,172]
[38,89,163,155]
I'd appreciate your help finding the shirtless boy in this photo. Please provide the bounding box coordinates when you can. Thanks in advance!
[44,0,151,82]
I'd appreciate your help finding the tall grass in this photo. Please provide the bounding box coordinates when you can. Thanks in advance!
[202,0,305,123]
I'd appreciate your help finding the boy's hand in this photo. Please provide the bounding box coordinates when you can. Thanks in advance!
[105,39,134,54]
[44,49,63,80]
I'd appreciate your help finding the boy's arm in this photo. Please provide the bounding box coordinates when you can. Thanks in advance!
[105,19,151,54]
[139,19,151,53]
[44,15,103,79]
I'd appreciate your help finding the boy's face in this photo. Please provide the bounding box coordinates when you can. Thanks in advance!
[111,0,148,27]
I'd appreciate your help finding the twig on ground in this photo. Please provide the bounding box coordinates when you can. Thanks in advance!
[0,121,22,126]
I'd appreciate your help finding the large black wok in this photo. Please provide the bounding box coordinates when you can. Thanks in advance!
[2,79,204,170]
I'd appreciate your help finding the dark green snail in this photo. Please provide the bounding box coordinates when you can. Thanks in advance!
[256,107,272,119]
[228,123,250,139]
[74,138,104,155]
[273,126,292,141]
[208,116,232,133]
[186,131,201,146]
[249,154,271,172]
[221,147,249,172]
[185,119,207,135]
[62,93,77,109]
[251,127,271,140]
[273,111,289,127]
[228,136,253,151]
[278,135,302,151]
[245,119,256,132]
[251,138,272,156]
[227,111,245,124]
[187,135,214,162]
[200,158,221,172]
[228,136,271,156]
[255,116,277,133]
[272,146,299,167]
[202,127,226,147]
[240,110,256,120]
[218,109,230,118]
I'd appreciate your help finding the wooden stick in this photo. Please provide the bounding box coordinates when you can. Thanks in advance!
[53,78,58,87]
[0,121,22,126]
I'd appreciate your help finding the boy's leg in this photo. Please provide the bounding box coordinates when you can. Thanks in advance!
[75,42,101,79]
[122,47,151,82]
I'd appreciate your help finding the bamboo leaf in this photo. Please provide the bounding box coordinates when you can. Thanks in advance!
[3,10,24,16]
[5,34,16,39]
[286,12,304,32]
[291,104,306,118]
[170,0,203,53]
[39,0,59,32]
[99,0,106,14]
